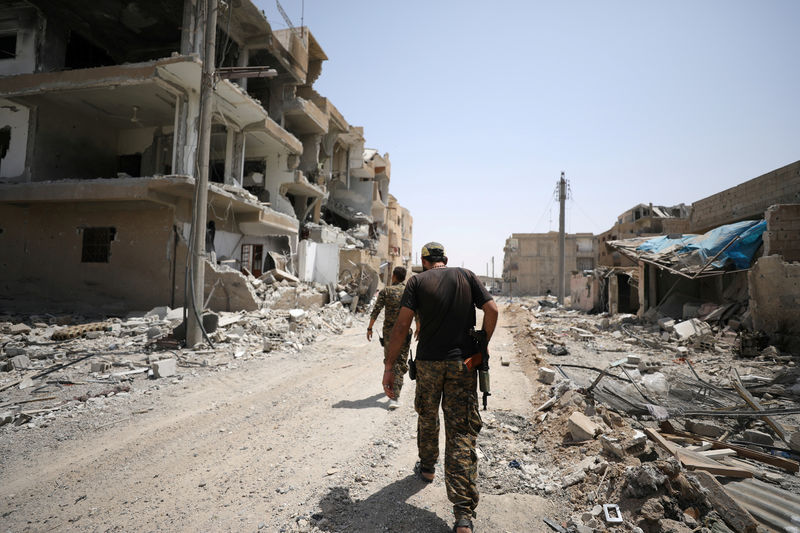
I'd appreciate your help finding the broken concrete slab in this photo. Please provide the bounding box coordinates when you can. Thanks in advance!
[91,362,111,373]
[657,318,675,332]
[10,354,30,370]
[742,429,774,446]
[685,420,726,439]
[568,412,600,441]
[151,359,177,378]
[538,367,556,384]
[166,307,185,322]
[145,306,170,320]
[673,318,712,340]
[204,260,260,312]
[9,323,31,335]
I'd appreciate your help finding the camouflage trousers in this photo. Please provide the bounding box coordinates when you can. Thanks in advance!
[383,329,410,399]
[414,360,482,520]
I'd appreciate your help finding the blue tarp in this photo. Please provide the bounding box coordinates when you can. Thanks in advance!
[636,219,767,270]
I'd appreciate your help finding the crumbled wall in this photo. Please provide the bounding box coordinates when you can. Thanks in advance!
[203,260,260,312]
[749,255,800,351]
[569,272,600,312]
[764,204,800,262]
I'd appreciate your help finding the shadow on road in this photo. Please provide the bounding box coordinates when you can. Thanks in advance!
[315,475,451,532]
[331,392,387,410]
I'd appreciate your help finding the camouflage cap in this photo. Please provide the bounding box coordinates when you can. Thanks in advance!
[421,242,446,258]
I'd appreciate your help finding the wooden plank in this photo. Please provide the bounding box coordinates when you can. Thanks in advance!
[700,448,737,458]
[644,427,680,457]
[689,471,759,533]
[730,369,789,443]
[659,422,799,473]
[676,448,752,478]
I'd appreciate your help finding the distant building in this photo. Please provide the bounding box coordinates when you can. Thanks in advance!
[502,232,595,296]
[596,203,691,267]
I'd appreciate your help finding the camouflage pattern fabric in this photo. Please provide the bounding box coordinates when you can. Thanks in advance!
[385,347,409,399]
[372,282,412,398]
[370,282,407,337]
[414,360,482,520]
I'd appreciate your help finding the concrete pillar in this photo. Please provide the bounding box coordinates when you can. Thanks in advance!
[236,47,250,90]
[231,131,245,187]
[648,264,658,312]
[224,127,234,185]
[608,274,619,315]
[180,0,198,55]
[637,262,647,317]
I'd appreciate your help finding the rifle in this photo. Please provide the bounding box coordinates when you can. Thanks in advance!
[463,329,491,410]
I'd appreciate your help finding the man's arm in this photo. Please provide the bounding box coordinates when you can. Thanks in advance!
[481,300,499,342]
[381,306,414,399]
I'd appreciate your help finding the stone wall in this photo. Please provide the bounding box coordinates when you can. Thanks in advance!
[749,255,800,352]
[764,204,800,262]
[690,160,800,233]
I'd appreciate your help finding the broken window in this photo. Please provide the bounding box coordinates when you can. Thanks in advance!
[0,32,16,59]
[81,227,116,263]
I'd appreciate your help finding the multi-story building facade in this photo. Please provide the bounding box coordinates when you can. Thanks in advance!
[0,0,411,313]
[502,232,596,296]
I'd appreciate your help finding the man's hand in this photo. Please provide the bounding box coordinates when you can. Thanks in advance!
[366,328,373,341]
[382,369,396,399]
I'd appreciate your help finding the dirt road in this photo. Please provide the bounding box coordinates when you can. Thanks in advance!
[0,306,556,532]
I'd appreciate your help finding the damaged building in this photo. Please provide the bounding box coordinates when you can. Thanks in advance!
[602,160,800,352]
[502,232,596,296]
[0,0,413,314]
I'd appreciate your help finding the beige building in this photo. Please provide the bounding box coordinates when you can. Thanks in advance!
[0,0,413,313]
[502,232,595,296]
[596,203,691,267]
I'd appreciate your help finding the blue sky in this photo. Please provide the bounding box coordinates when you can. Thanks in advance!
[255,0,800,275]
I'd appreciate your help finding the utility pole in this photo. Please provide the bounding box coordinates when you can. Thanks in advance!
[557,171,567,305]
[491,256,495,292]
[187,0,218,347]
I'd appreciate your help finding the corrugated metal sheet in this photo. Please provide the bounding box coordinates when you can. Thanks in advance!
[721,477,800,532]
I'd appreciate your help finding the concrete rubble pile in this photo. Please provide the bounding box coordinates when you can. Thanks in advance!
[500,298,800,533]
[0,279,356,430]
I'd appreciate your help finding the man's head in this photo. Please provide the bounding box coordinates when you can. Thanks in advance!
[421,241,448,271]
[392,266,407,283]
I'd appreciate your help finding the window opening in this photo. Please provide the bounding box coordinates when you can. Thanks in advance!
[0,33,16,59]
[81,227,116,263]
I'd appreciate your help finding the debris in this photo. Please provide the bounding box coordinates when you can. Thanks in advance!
[151,359,177,379]
[741,429,774,447]
[538,367,556,384]
[10,354,31,370]
[673,318,711,340]
[602,504,623,523]
[568,412,601,441]
[547,344,569,356]
[689,471,759,533]
[9,323,32,335]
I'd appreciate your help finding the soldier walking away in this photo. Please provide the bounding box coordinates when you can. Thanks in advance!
[383,242,498,533]
[367,266,413,410]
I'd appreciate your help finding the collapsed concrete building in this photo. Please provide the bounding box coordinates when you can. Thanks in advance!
[600,160,800,351]
[0,0,412,314]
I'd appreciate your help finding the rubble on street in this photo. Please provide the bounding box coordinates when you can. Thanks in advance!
[0,277,356,429]
[498,298,800,533]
